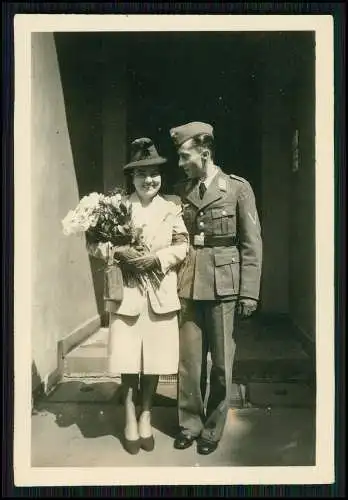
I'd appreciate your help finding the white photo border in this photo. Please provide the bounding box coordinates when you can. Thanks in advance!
[13,14,335,486]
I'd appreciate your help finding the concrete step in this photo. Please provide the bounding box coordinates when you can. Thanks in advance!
[231,317,314,384]
[64,318,313,383]
[64,328,179,381]
[64,328,109,376]
[61,317,315,408]
[45,377,248,408]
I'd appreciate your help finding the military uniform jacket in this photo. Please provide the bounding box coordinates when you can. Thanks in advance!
[175,167,262,301]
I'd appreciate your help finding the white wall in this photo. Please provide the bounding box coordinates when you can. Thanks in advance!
[31,33,100,388]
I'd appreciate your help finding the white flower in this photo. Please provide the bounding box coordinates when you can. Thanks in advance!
[62,195,101,236]
[62,189,129,242]
[79,192,101,210]
[61,210,78,235]
[88,213,99,228]
[110,194,122,207]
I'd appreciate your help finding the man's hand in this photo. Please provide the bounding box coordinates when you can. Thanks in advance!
[237,298,258,318]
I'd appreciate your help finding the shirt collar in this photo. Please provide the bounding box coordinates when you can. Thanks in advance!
[200,167,219,189]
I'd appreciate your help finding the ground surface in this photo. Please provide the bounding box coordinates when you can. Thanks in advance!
[32,380,315,468]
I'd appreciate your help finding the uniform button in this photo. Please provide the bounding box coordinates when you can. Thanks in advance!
[222,210,227,216]
[200,212,204,216]
[199,222,204,228]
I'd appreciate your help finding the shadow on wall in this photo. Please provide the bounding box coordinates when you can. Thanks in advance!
[54,34,107,325]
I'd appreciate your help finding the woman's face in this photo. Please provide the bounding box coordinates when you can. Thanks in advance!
[132,166,162,200]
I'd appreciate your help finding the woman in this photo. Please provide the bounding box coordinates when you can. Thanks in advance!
[88,138,188,454]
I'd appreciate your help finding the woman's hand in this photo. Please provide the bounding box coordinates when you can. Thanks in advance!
[128,254,161,272]
[113,246,142,263]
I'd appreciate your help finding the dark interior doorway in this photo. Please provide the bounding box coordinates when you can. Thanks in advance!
[125,32,263,212]
[55,30,316,343]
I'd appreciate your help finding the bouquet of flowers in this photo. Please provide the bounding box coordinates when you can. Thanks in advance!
[61,189,163,290]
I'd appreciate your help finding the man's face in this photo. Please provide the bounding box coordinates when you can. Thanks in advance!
[177,140,206,179]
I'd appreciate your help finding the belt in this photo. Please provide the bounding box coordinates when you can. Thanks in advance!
[190,234,239,248]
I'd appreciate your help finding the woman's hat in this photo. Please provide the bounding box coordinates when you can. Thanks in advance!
[123,138,167,171]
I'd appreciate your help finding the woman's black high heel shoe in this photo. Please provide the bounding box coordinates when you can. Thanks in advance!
[123,436,141,455]
[140,435,155,452]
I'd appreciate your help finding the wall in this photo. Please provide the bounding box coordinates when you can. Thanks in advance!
[259,33,316,342]
[288,35,316,341]
[101,35,128,193]
[54,33,107,323]
[259,35,292,315]
[55,33,128,327]
[31,33,100,391]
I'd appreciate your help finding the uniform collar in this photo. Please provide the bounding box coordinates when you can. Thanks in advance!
[185,167,227,209]
[199,168,219,189]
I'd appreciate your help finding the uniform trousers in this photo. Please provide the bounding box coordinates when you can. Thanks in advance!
[178,299,237,443]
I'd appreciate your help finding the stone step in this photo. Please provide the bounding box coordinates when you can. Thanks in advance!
[63,328,176,380]
[60,317,315,408]
[64,318,313,384]
[48,376,247,408]
[44,378,314,409]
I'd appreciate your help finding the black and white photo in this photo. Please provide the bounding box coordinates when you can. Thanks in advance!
[13,14,335,486]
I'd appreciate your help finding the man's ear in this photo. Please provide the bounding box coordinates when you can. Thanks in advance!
[201,149,210,161]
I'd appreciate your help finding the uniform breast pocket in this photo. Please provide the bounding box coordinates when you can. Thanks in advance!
[213,248,240,297]
[211,205,236,235]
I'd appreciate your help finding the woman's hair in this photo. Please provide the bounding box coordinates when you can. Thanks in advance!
[124,171,135,195]
[124,167,171,195]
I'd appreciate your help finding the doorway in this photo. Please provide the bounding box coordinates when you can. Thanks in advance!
[123,31,316,345]
[55,30,316,344]
[125,32,263,208]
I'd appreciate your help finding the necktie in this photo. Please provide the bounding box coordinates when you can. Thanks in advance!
[199,182,207,200]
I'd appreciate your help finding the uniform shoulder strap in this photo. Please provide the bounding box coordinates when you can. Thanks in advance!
[229,173,247,183]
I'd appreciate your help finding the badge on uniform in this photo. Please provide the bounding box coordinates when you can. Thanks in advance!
[193,233,205,246]
[218,177,227,192]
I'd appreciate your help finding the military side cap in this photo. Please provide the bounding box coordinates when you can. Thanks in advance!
[170,121,214,148]
[123,137,167,171]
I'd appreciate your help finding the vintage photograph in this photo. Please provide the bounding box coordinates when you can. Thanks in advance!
[14,15,334,486]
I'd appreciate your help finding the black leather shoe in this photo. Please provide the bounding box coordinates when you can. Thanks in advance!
[173,432,196,450]
[197,438,218,455]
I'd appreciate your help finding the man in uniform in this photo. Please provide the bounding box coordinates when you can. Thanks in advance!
[169,121,262,455]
